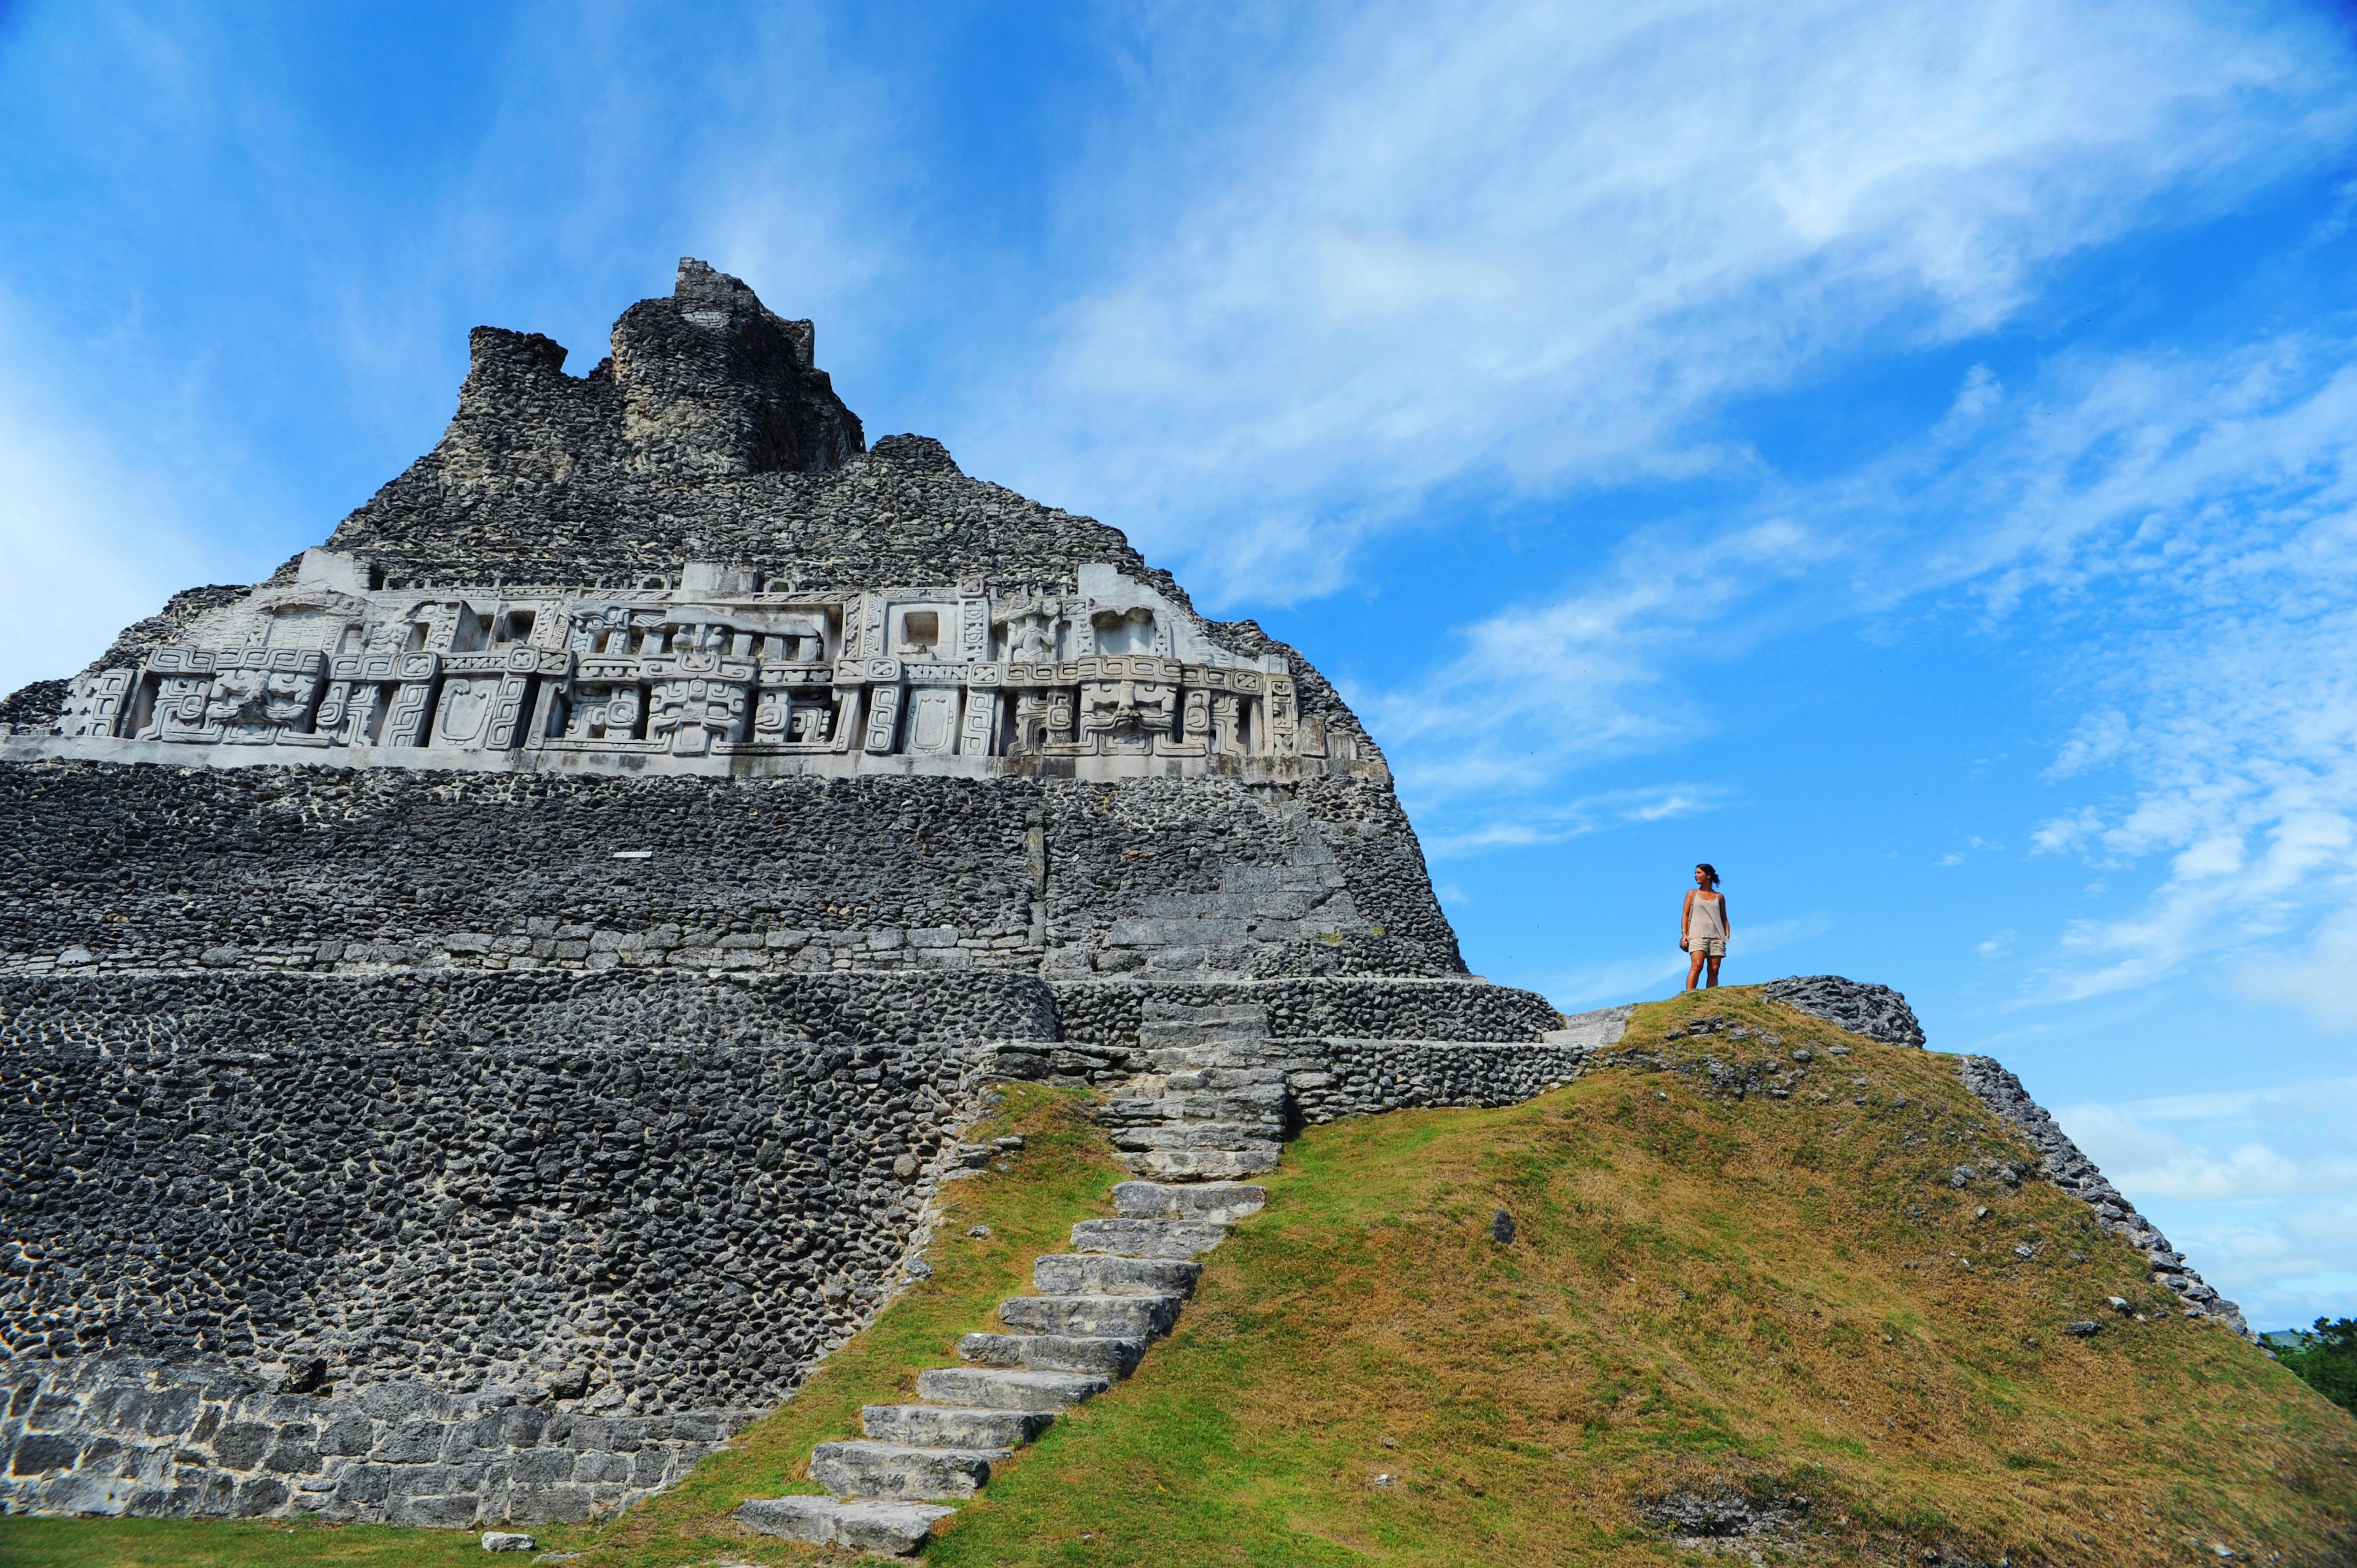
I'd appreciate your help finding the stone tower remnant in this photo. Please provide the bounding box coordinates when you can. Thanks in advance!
[0,261,1557,1525]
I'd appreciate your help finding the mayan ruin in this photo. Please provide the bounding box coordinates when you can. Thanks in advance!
[0,260,1579,1534]
[0,259,2327,1563]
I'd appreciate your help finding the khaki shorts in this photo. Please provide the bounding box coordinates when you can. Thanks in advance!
[1687,935,1726,958]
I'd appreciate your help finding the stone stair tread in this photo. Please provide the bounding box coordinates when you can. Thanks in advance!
[1111,1125,1283,1153]
[1121,1148,1282,1179]
[1139,1002,1271,1025]
[1137,1025,1271,1047]
[861,1404,1054,1448]
[810,1438,1008,1501]
[1111,1180,1266,1222]
[958,1330,1147,1377]
[915,1365,1111,1410]
[999,1292,1184,1338]
[1033,1251,1203,1296]
[1069,1217,1230,1257]
[1161,1067,1291,1089]
[736,1496,954,1555]
[1101,1092,1285,1123]
[1142,1049,1287,1074]
[816,1437,1015,1462]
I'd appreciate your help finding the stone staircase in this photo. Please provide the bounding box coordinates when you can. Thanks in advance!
[735,1002,1282,1555]
[1099,1002,1288,1180]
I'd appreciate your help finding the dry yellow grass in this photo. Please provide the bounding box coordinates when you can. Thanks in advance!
[925,987,2357,1566]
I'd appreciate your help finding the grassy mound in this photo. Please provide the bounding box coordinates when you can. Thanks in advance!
[7,989,2353,1566]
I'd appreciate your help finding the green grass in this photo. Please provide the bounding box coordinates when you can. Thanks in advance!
[8,991,2356,1566]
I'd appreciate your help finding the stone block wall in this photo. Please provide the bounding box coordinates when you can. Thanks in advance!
[0,763,1458,981]
[1,972,1039,1408]
[1282,1038,1590,1122]
[2,1353,755,1526]
[0,964,1565,1526]
[1048,976,1558,1052]
[0,968,1045,1523]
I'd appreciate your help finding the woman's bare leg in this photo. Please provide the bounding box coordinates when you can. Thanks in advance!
[1704,954,1722,988]
[1686,951,1706,989]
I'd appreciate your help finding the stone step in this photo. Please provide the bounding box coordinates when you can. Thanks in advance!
[958,1330,1147,1377]
[1112,1180,1267,1224]
[736,1496,954,1556]
[861,1404,1054,1450]
[1143,1048,1287,1075]
[999,1292,1184,1338]
[915,1366,1110,1411]
[1033,1251,1202,1297]
[810,1439,1008,1501]
[1099,1089,1285,1126]
[1160,1076,1290,1103]
[1124,1086,1288,1116]
[1110,1122,1283,1152]
[1160,1064,1291,1090]
[1122,1147,1282,1180]
[1069,1217,1230,1259]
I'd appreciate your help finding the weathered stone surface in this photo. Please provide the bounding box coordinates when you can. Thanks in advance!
[955,1332,1147,1377]
[1109,1181,1266,1224]
[736,1494,953,1554]
[1544,1004,1632,1048]
[1067,1219,1231,1259]
[1763,976,1925,1049]
[808,1439,1005,1501]
[911,1368,1107,1412]
[1031,1251,1203,1297]
[859,1405,1052,1450]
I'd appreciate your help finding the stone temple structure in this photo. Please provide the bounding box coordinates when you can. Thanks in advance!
[0,260,1564,1526]
[0,261,2247,1534]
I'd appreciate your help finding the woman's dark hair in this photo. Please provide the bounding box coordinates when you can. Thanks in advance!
[1695,863,1720,887]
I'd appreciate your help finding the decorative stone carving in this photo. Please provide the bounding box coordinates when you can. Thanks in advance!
[12,554,1368,782]
[904,686,961,755]
[863,684,902,754]
[1077,678,1175,754]
[58,669,134,738]
[647,654,754,756]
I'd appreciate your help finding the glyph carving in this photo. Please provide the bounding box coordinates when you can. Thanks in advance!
[1077,678,1175,754]
[59,670,134,738]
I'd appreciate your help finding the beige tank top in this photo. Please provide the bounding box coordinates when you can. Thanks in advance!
[1688,892,1725,940]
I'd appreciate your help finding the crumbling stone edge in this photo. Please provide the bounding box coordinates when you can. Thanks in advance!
[1954,1056,2252,1340]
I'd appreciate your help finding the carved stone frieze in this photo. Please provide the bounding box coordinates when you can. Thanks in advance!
[9,551,1373,782]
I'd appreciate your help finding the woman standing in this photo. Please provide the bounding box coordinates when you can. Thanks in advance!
[1681,863,1729,990]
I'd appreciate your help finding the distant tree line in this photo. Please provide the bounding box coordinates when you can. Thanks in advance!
[2279,1318,2357,1416]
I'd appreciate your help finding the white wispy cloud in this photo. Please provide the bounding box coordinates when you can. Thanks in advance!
[1379,321,2357,1016]
[965,0,2355,598]
[1419,781,1741,859]
[2059,1078,2357,1323]
[0,301,203,692]
[1369,514,1833,813]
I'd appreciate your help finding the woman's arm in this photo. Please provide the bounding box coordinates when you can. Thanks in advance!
[1719,895,1730,935]
[1682,889,1695,936]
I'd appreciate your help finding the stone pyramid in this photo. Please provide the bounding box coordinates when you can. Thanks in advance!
[0,261,1560,1526]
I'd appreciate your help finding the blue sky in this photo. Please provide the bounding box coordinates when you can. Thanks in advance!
[3,1,2355,1330]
